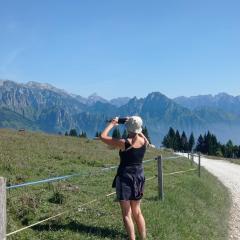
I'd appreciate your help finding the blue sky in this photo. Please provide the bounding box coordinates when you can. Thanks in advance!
[0,0,239,99]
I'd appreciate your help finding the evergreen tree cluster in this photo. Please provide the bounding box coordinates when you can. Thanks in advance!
[196,133,240,158]
[95,131,102,137]
[195,132,219,155]
[95,125,152,142]
[162,127,195,152]
[79,131,87,138]
[65,129,87,138]
[162,127,240,159]
[142,126,151,144]
[112,127,121,139]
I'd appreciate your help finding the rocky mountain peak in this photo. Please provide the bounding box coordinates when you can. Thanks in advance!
[87,93,108,105]
[26,81,53,88]
[214,92,235,102]
[146,92,167,100]
[26,81,68,95]
[110,97,131,107]
[145,92,170,106]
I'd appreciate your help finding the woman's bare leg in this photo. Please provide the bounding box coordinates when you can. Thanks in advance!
[119,200,135,240]
[130,200,146,240]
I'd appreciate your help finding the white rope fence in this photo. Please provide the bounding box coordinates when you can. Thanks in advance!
[6,176,158,237]
[164,168,197,176]
[2,153,201,238]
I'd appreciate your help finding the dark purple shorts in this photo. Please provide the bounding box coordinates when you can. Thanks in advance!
[113,166,145,201]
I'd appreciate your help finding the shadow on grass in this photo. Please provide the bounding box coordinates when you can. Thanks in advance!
[32,220,126,239]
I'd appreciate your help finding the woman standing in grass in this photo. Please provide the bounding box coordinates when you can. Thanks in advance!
[100,116,148,240]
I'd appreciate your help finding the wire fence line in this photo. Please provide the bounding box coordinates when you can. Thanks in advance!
[6,168,199,237]
[1,153,201,238]
[6,173,84,190]
[6,156,182,190]
[162,156,182,160]
[164,168,197,176]
[6,158,153,190]
[6,175,158,237]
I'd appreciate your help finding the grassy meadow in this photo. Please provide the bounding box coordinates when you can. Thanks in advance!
[0,129,230,240]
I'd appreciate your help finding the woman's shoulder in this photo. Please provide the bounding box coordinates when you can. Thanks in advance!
[127,136,146,148]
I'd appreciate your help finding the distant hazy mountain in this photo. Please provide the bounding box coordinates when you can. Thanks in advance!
[173,93,240,144]
[0,80,240,145]
[74,93,109,106]
[174,93,240,116]
[110,97,131,107]
[71,93,130,107]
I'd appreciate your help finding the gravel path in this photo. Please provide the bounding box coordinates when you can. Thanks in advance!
[177,153,240,240]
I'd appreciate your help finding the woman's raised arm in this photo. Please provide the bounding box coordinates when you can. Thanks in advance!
[100,118,125,149]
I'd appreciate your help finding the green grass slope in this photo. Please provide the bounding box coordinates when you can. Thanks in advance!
[0,129,230,240]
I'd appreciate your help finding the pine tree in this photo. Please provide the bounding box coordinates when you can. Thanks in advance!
[65,131,69,136]
[188,132,195,152]
[195,134,204,153]
[162,135,170,148]
[201,133,208,154]
[168,127,176,149]
[162,127,176,149]
[200,131,220,155]
[122,129,128,139]
[232,145,239,158]
[95,131,102,138]
[208,133,219,155]
[79,131,87,138]
[221,144,226,157]
[238,146,240,158]
[142,126,151,144]
[174,130,181,151]
[112,127,121,139]
[204,131,211,154]
[69,129,78,137]
[180,131,188,152]
[225,140,234,158]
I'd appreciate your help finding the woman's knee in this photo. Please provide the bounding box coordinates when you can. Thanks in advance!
[131,203,142,218]
[122,208,132,219]
[120,201,132,217]
[122,209,133,225]
[132,207,142,219]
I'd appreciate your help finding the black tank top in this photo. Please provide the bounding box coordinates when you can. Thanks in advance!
[119,139,146,167]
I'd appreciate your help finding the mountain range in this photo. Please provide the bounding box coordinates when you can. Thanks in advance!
[0,79,240,145]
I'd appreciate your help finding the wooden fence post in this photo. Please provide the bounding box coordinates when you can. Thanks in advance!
[198,153,201,177]
[157,155,164,201]
[191,153,193,166]
[0,177,6,240]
